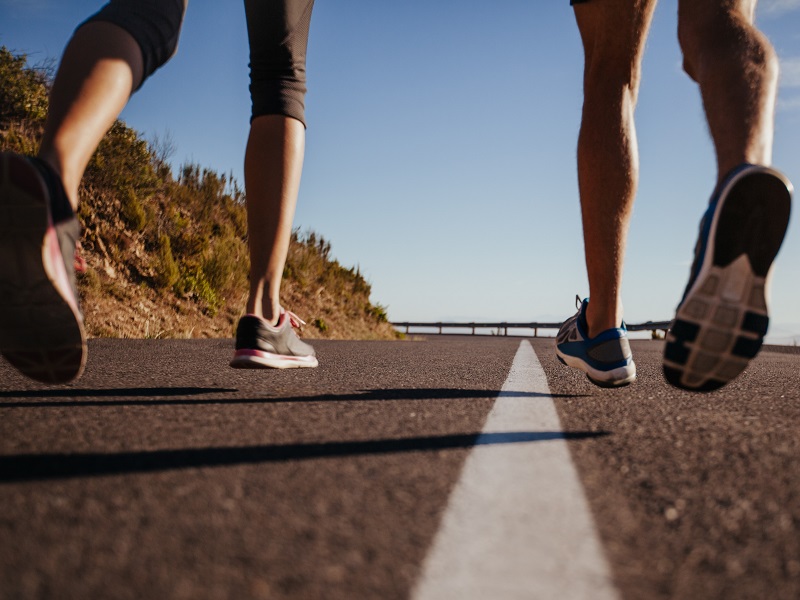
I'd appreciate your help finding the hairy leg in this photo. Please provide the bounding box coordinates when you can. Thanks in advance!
[573,0,658,337]
[244,115,305,325]
[37,22,144,211]
[678,0,778,180]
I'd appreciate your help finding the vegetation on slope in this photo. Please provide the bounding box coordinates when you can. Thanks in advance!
[0,46,398,340]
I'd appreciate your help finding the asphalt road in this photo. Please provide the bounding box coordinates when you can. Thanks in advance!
[1,336,798,599]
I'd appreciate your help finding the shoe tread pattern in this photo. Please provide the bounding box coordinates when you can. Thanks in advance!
[0,153,86,383]
[664,168,791,392]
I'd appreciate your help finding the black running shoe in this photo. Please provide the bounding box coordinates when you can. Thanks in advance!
[663,164,792,392]
[0,152,87,384]
[230,310,318,369]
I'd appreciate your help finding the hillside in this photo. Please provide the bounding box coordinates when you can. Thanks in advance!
[0,46,399,341]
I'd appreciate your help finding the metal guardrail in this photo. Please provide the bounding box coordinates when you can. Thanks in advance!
[391,320,672,337]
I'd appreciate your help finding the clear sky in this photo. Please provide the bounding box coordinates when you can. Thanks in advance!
[2,0,799,342]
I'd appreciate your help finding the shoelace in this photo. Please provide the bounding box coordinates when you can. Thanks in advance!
[74,241,87,274]
[282,309,307,329]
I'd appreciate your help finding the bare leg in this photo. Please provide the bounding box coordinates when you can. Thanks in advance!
[678,0,778,180]
[573,0,658,337]
[662,0,790,392]
[38,22,144,210]
[244,115,305,325]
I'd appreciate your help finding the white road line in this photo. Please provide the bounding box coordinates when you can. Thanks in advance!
[412,340,619,600]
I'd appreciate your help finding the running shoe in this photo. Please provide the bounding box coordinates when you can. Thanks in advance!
[663,164,792,392]
[0,152,87,384]
[230,310,318,369]
[556,296,636,387]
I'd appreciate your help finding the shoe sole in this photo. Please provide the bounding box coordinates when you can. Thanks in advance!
[0,153,87,384]
[663,167,792,392]
[556,350,636,387]
[230,349,319,369]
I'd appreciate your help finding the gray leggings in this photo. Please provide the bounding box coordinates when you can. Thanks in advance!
[82,0,315,125]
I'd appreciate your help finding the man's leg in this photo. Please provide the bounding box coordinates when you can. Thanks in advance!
[664,0,793,391]
[678,0,776,179]
[555,0,656,388]
[574,0,657,337]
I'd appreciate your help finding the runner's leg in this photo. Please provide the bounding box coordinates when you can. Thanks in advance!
[573,0,657,337]
[678,0,777,180]
[38,0,186,209]
[243,0,315,325]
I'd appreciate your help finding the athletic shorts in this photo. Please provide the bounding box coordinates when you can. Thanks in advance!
[81,0,315,125]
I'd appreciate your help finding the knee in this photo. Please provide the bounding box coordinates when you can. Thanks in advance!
[80,0,187,85]
[576,7,650,106]
[583,44,644,106]
[678,8,778,84]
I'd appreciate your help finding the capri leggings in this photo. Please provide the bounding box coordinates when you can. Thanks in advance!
[81,0,315,126]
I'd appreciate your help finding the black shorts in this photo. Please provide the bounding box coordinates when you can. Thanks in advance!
[82,0,315,125]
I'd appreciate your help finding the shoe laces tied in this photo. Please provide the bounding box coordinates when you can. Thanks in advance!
[282,309,307,329]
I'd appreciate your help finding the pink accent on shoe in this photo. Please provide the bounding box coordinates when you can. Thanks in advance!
[43,224,80,317]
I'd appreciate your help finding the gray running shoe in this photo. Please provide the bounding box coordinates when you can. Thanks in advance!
[0,152,87,384]
[230,310,318,369]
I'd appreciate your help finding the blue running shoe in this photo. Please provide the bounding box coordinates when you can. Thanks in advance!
[663,164,792,392]
[556,296,636,387]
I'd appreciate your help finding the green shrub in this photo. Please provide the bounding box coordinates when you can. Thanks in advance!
[202,235,247,294]
[85,120,160,196]
[155,234,180,290]
[121,188,148,231]
[367,303,389,323]
[0,47,49,124]
[180,267,220,316]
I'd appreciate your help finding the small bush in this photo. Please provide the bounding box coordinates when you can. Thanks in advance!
[367,303,389,323]
[202,235,247,294]
[180,267,220,316]
[155,234,180,290]
[0,47,49,124]
[121,188,148,231]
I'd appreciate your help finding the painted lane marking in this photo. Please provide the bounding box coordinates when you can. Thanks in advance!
[412,340,619,600]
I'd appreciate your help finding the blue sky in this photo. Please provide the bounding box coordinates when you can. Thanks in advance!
[2,1,799,342]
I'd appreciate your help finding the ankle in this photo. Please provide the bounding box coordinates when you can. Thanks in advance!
[584,301,623,338]
[30,156,76,223]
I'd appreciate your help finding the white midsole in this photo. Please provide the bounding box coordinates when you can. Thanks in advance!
[556,347,636,385]
[230,350,318,369]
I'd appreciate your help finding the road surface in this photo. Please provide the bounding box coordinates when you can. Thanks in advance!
[1,336,798,599]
